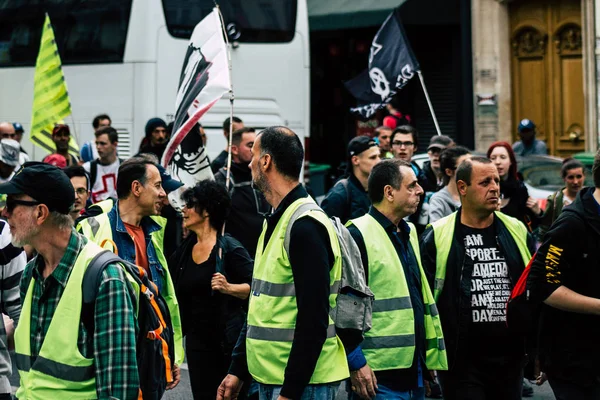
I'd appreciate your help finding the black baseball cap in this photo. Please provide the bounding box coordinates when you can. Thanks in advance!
[427,135,454,151]
[0,162,74,214]
[156,164,183,194]
[348,136,378,157]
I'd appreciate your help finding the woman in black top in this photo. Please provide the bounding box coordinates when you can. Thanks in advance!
[487,141,542,232]
[169,180,252,399]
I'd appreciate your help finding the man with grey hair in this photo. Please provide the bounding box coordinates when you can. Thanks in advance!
[0,162,139,398]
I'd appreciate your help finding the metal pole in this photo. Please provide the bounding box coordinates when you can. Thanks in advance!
[216,4,234,239]
[417,70,442,136]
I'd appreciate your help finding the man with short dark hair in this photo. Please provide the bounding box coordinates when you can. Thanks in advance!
[421,157,534,400]
[211,116,244,173]
[512,119,547,156]
[82,114,112,162]
[214,127,269,257]
[391,125,431,233]
[526,148,600,398]
[83,127,121,203]
[422,135,454,193]
[63,165,90,223]
[92,114,111,131]
[51,124,79,167]
[321,136,381,223]
[218,126,349,400]
[78,157,184,387]
[1,162,139,398]
[374,126,393,159]
[346,159,447,400]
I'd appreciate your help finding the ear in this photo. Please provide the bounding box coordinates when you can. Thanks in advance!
[351,155,359,167]
[35,204,50,226]
[231,144,239,156]
[445,168,454,178]
[262,154,272,171]
[383,184,395,202]
[457,180,468,196]
[131,180,143,197]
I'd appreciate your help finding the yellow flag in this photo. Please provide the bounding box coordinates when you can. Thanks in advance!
[30,14,79,157]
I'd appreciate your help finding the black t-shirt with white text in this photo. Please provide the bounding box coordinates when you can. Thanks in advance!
[461,224,515,356]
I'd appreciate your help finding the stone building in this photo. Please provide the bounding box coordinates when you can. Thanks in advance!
[472,0,597,155]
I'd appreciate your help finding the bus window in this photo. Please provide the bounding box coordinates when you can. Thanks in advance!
[162,0,297,43]
[0,0,132,67]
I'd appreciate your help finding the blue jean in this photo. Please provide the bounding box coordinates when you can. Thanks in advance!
[258,382,341,400]
[347,382,425,400]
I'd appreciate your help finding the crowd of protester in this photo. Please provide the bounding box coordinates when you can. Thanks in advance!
[0,113,594,400]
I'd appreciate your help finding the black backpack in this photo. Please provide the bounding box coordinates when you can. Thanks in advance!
[82,251,175,400]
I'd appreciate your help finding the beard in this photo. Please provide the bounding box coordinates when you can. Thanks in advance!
[252,169,270,195]
[11,218,39,248]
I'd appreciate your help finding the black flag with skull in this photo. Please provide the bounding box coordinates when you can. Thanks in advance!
[345,8,420,119]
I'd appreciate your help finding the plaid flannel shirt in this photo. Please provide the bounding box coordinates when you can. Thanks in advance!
[20,229,139,399]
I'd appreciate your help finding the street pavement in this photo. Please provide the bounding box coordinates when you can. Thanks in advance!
[9,353,557,399]
[161,363,557,400]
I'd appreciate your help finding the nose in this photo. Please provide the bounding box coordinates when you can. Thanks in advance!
[159,187,167,198]
[415,183,424,196]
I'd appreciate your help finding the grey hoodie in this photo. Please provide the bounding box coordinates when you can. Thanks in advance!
[428,186,461,223]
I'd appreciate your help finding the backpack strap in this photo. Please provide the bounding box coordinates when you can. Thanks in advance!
[283,202,322,256]
[81,250,122,334]
[340,178,352,220]
[90,159,99,189]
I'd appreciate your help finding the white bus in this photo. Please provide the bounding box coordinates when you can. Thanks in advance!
[0,0,310,161]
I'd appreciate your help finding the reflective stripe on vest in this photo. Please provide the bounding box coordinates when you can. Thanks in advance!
[15,241,107,399]
[246,197,349,385]
[431,211,532,302]
[76,212,185,366]
[349,214,448,371]
[251,279,341,297]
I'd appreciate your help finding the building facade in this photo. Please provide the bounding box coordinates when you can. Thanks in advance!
[472,0,598,156]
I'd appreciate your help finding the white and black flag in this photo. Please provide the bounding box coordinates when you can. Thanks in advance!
[162,8,230,187]
[345,8,419,119]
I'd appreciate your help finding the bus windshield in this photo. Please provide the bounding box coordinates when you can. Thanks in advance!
[162,0,297,43]
[0,0,132,67]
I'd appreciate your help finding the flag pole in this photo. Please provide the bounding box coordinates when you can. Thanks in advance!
[417,71,441,136]
[216,4,234,240]
[215,5,235,191]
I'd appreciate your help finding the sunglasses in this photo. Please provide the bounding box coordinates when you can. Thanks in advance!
[5,198,41,213]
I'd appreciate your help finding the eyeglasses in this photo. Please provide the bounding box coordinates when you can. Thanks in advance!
[0,133,15,139]
[392,141,414,148]
[5,198,41,213]
[75,188,88,196]
[183,200,196,209]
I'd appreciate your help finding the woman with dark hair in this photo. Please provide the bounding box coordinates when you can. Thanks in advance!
[538,158,586,239]
[428,146,471,223]
[487,141,541,230]
[169,180,252,399]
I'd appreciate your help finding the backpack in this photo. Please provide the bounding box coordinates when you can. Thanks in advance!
[283,202,374,336]
[90,158,123,188]
[82,250,175,400]
[506,252,540,335]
